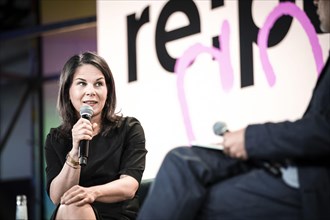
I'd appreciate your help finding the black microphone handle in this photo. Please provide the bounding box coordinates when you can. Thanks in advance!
[79,113,91,166]
[79,105,94,166]
[79,140,89,166]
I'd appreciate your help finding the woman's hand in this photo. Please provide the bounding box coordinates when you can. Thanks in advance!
[222,128,248,160]
[60,185,96,206]
[71,118,98,150]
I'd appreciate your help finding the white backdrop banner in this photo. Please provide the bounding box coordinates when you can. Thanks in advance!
[97,0,330,179]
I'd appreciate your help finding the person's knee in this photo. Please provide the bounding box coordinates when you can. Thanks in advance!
[169,146,191,156]
[164,146,190,162]
[55,203,96,220]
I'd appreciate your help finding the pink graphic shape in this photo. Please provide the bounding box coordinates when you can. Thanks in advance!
[258,2,324,86]
[175,20,233,144]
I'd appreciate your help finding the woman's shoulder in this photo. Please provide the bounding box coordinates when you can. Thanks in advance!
[101,116,144,136]
[47,125,70,143]
[48,125,63,135]
[108,116,143,134]
[118,116,143,128]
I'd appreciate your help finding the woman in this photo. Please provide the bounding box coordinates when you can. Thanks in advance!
[45,51,147,219]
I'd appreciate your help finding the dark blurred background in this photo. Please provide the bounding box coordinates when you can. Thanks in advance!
[0,0,97,219]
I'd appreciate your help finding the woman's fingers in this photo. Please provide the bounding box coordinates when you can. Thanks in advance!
[61,186,88,205]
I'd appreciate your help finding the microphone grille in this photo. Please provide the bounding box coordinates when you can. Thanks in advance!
[213,121,227,136]
[80,105,94,117]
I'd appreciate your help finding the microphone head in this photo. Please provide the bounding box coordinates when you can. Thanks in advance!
[80,105,94,119]
[213,121,228,136]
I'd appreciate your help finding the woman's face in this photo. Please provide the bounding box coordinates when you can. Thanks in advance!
[69,64,108,122]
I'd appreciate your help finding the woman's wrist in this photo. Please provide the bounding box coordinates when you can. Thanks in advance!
[66,153,80,169]
[68,147,79,159]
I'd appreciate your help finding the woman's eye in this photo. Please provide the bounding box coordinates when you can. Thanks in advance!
[95,82,103,87]
[77,81,86,86]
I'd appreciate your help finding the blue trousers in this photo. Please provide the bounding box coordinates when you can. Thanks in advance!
[138,146,301,220]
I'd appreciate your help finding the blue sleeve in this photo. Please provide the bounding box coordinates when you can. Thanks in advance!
[245,111,330,162]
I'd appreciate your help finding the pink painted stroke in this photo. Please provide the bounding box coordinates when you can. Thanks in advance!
[175,20,233,144]
[258,2,324,86]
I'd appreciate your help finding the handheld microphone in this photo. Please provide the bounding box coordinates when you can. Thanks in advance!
[79,105,94,166]
[213,121,228,136]
[213,121,281,177]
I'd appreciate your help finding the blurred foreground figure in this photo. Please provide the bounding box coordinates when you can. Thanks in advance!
[138,1,330,220]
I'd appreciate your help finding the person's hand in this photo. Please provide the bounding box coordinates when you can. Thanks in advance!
[60,185,95,206]
[222,128,248,160]
[71,118,98,150]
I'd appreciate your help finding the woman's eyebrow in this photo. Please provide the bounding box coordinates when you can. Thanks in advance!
[74,78,86,81]
[95,77,105,81]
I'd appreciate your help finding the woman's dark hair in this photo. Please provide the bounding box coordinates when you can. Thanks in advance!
[57,51,121,137]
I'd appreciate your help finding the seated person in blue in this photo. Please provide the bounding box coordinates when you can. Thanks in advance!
[137,0,330,219]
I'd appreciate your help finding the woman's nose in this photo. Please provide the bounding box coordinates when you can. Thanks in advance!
[85,84,96,96]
